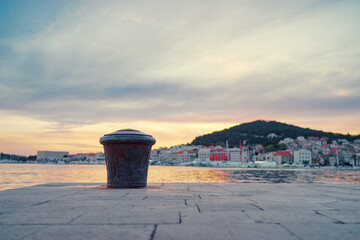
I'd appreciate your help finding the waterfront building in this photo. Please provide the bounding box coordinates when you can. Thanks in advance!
[210,148,228,161]
[158,148,174,163]
[273,151,292,164]
[341,151,355,166]
[147,132,359,167]
[95,152,104,158]
[293,149,312,165]
[176,151,189,162]
[229,148,241,162]
[37,151,69,162]
[328,156,337,166]
[198,147,211,161]
[188,150,198,162]
[354,144,360,153]
[71,153,94,160]
[94,152,105,162]
[150,149,159,161]
[259,152,279,164]
[239,144,249,162]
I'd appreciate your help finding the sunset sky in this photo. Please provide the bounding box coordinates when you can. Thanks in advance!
[1,0,359,155]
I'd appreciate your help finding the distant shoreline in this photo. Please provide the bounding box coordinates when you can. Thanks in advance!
[1,162,359,171]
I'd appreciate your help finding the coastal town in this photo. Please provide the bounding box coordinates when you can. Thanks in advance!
[150,134,360,168]
[1,134,360,168]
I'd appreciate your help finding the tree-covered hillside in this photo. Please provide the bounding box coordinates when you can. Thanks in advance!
[190,120,359,147]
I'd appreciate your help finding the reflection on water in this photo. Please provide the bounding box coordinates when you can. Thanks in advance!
[149,166,229,183]
[0,164,359,191]
[0,164,107,191]
[226,169,360,184]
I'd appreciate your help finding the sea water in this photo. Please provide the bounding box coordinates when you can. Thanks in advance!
[0,164,359,191]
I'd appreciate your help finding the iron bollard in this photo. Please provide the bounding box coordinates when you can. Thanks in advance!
[99,129,156,188]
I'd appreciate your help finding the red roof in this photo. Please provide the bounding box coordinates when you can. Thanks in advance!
[75,153,95,156]
[273,151,292,156]
[307,137,320,141]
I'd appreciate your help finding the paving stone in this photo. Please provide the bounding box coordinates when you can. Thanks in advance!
[23,225,154,240]
[316,210,360,223]
[144,193,199,201]
[129,204,197,212]
[180,210,255,224]
[0,225,46,240]
[225,223,299,240]
[18,199,122,213]
[248,201,332,211]
[244,209,334,224]
[155,223,297,240]
[196,202,262,211]
[0,208,86,224]
[116,199,186,207]
[282,223,360,240]
[323,200,360,210]
[0,183,359,240]
[0,200,34,213]
[187,197,252,205]
[0,185,99,213]
[186,185,234,194]
[72,209,180,224]
[155,223,233,240]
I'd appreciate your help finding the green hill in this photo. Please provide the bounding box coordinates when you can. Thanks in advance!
[190,120,359,147]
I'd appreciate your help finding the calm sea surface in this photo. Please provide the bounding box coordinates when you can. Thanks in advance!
[0,164,359,191]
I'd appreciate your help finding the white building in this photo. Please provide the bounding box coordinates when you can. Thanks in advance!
[337,139,350,144]
[37,151,69,161]
[198,147,211,161]
[95,152,105,162]
[95,152,104,158]
[176,151,189,162]
[280,138,294,145]
[263,152,274,162]
[328,156,337,166]
[239,145,249,162]
[293,149,312,164]
[272,151,292,164]
[296,136,306,143]
[150,149,159,161]
[158,148,173,162]
[267,133,278,139]
[229,148,240,162]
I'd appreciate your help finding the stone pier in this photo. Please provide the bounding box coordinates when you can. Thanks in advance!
[0,183,359,239]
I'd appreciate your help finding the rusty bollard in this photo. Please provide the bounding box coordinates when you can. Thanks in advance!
[99,129,156,188]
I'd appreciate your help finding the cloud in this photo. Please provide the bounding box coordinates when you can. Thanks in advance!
[0,0,359,131]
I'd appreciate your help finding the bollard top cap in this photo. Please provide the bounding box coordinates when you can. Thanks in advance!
[99,129,156,145]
